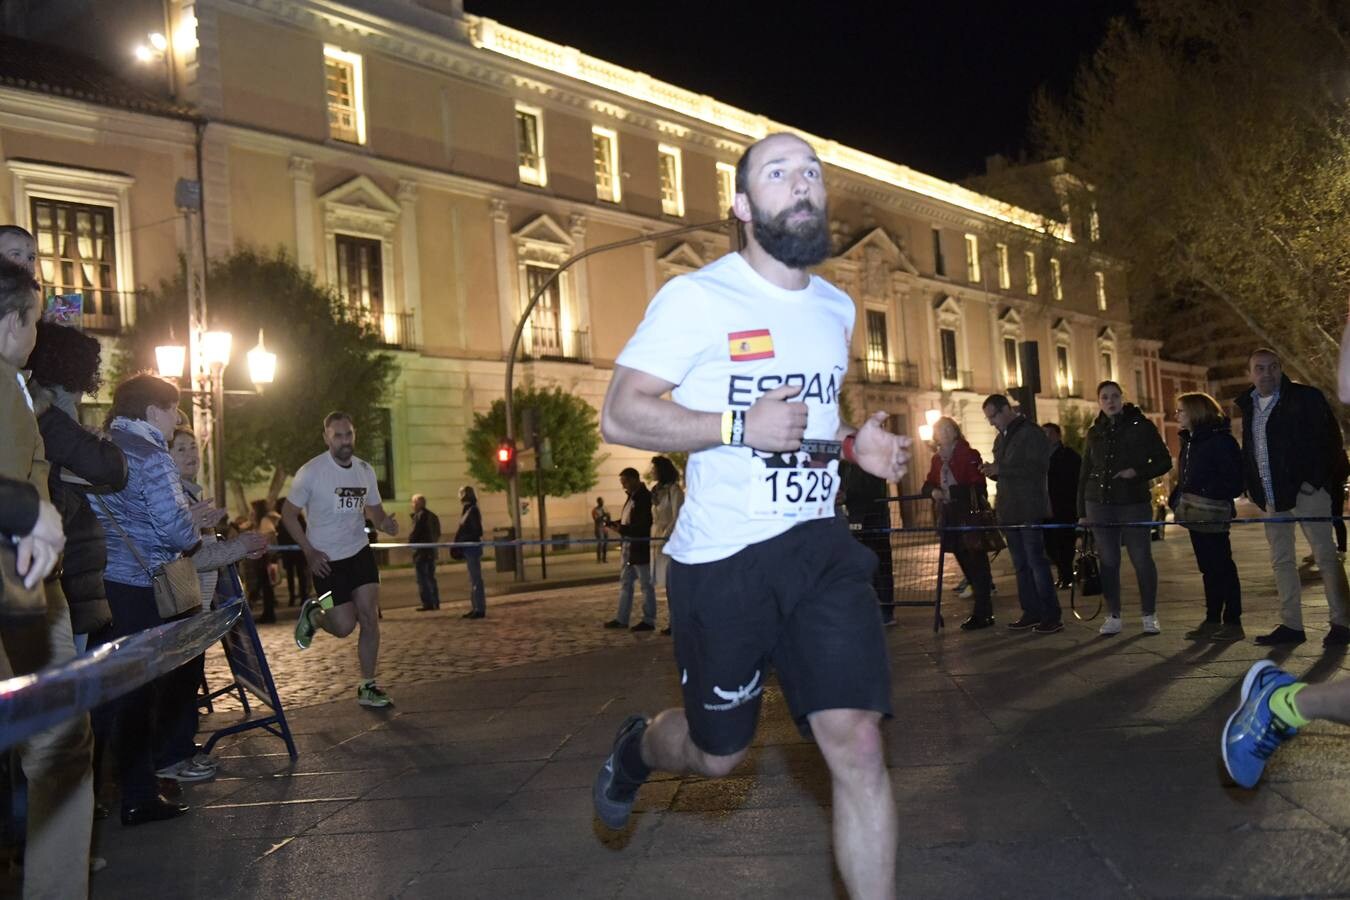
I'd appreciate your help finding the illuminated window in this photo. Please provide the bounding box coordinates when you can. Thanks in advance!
[31,198,119,332]
[932,228,946,276]
[1056,344,1071,396]
[592,126,620,203]
[658,144,684,217]
[516,104,546,186]
[996,243,1010,290]
[335,234,383,316]
[939,327,959,383]
[1089,203,1101,242]
[716,162,736,215]
[324,46,366,145]
[865,309,888,377]
[1095,271,1107,310]
[964,234,981,283]
[1050,257,1063,301]
[1024,250,1038,295]
[1101,350,1114,381]
[1003,336,1020,387]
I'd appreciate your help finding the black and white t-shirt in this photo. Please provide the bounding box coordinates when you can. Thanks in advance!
[616,251,854,564]
[288,451,382,561]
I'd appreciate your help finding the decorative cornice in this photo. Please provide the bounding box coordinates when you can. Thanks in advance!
[288,155,314,181]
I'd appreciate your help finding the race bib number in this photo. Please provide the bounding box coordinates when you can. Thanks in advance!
[747,454,840,521]
[335,486,367,513]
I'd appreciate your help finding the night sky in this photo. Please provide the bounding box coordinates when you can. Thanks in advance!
[466,0,1134,183]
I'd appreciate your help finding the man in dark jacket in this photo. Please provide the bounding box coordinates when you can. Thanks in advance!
[981,394,1061,633]
[1043,423,1081,588]
[603,467,657,631]
[409,494,442,611]
[1235,349,1350,647]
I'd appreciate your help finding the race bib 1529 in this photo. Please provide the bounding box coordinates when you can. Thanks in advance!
[747,453,839,521]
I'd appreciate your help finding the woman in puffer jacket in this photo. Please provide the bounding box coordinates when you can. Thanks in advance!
[1171,392,1246,642]
[25,320,127,649]
[1078,380,1173,636]
[89,373,205,827]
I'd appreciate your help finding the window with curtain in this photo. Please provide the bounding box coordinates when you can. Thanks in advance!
[30,198,119,331]
[335,234,383,318]
[940,327,959,382]
[526,263,563,355]
[865,309,888,376]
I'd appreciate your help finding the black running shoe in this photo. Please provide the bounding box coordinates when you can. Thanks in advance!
[593,715,648,829]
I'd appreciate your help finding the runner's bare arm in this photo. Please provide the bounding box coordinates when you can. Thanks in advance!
[367,503,398,536]
[837,411,912,483]
[602,365,809,452]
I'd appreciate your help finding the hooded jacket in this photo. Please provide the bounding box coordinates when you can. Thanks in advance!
[1077,403,1172,516]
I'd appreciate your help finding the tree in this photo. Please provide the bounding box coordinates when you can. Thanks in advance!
[464,384,603,497]
[115,247,398,498]
[1032,0,1350,399]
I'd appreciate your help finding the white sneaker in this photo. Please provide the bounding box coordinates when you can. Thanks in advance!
[1142,614,1161,635]
[1099,615,1122,635]
[957,584,974,599]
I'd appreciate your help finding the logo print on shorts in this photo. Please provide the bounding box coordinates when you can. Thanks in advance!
[702,669,763,711]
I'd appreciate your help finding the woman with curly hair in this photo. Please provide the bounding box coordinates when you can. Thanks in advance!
[26,321,128,647]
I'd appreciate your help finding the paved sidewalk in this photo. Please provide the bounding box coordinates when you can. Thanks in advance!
[74,526,1350,896]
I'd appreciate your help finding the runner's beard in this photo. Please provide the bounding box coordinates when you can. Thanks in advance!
[333,445,354,462]
[749,198,831,269]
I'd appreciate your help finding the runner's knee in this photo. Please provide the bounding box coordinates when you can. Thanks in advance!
[812,711,885,774]
[691,747,747,779]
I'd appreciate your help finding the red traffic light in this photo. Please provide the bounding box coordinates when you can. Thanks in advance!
[496,440,517,476]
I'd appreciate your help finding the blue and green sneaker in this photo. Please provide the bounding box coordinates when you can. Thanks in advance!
[1222,660,1299,788]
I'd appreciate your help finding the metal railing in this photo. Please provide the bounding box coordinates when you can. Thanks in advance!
[857,358,920,387]
[349,307,418,350]
[524,325,591,363]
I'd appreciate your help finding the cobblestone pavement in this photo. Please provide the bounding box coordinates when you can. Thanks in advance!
[204,570,653,711]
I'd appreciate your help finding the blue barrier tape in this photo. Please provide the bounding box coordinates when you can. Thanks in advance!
[0,604,242,752]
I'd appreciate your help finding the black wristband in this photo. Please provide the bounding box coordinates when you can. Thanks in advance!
[730,409,746,447]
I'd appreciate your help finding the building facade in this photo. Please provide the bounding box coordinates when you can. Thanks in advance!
[4,0,1150,534]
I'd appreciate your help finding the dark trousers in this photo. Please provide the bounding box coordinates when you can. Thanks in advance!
[1188,529,1242,624]
[863,534,894,620]
[415,555,441,609]
[1044,522,1076,585]
[952,543,994,618]
[247,558,275,620]
[281,552,310,604]
[93,581,202,808]
[595,529,608,562]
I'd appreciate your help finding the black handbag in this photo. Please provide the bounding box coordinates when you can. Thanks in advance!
[1070,530,1104,621]
[962,489,1006,555]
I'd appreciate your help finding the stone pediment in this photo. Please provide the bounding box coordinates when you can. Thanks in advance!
[837,227,919,276]
[999,306,1023,326]
[319,175,401,216]
[659,242,704,270]
[1098,325,1117,342]
[512,213,574,248]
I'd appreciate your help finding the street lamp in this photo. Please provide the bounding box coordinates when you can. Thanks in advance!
[156,328,277,508]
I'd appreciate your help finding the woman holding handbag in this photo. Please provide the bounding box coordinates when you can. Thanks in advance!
[1171,392,1246,642]
[924,417,997,630]
[90,373,216,826]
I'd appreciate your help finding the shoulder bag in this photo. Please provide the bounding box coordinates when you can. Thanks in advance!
[1175,492,1231,533]
[962,488,1006,555]
[0,538,46,621]
[96,498,201,619]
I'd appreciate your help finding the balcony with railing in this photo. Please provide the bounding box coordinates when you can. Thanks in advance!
[1055,379,1085,400]
[939,369,976,392]
[856,357,919,387]
[523,324,591,363]
[350,307,418,351]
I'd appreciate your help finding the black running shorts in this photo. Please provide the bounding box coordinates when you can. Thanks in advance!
[313,545,380,606]
[667,516,893,756]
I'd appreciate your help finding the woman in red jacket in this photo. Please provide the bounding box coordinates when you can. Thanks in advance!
[924,417,996,630]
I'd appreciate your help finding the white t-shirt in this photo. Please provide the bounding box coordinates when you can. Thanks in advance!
[615,252,854,564]
[288,451,382,561]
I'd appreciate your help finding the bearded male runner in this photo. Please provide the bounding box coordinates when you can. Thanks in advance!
[595,132,910,899]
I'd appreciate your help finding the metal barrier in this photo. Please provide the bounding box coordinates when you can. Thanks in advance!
[0,605,242,752]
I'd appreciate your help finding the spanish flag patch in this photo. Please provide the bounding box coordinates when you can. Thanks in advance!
[728,329,774,361]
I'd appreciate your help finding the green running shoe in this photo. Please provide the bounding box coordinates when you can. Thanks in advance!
[294,592,333,650]
[358,680,392,708]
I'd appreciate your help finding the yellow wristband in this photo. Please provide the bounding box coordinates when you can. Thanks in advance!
[721,410,734,445]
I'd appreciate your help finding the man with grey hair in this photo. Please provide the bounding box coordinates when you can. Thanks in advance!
[409,493,442,611]
[1235,349,1350,647]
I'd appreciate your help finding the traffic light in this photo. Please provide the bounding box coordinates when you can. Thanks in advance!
[495,440,517,477]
